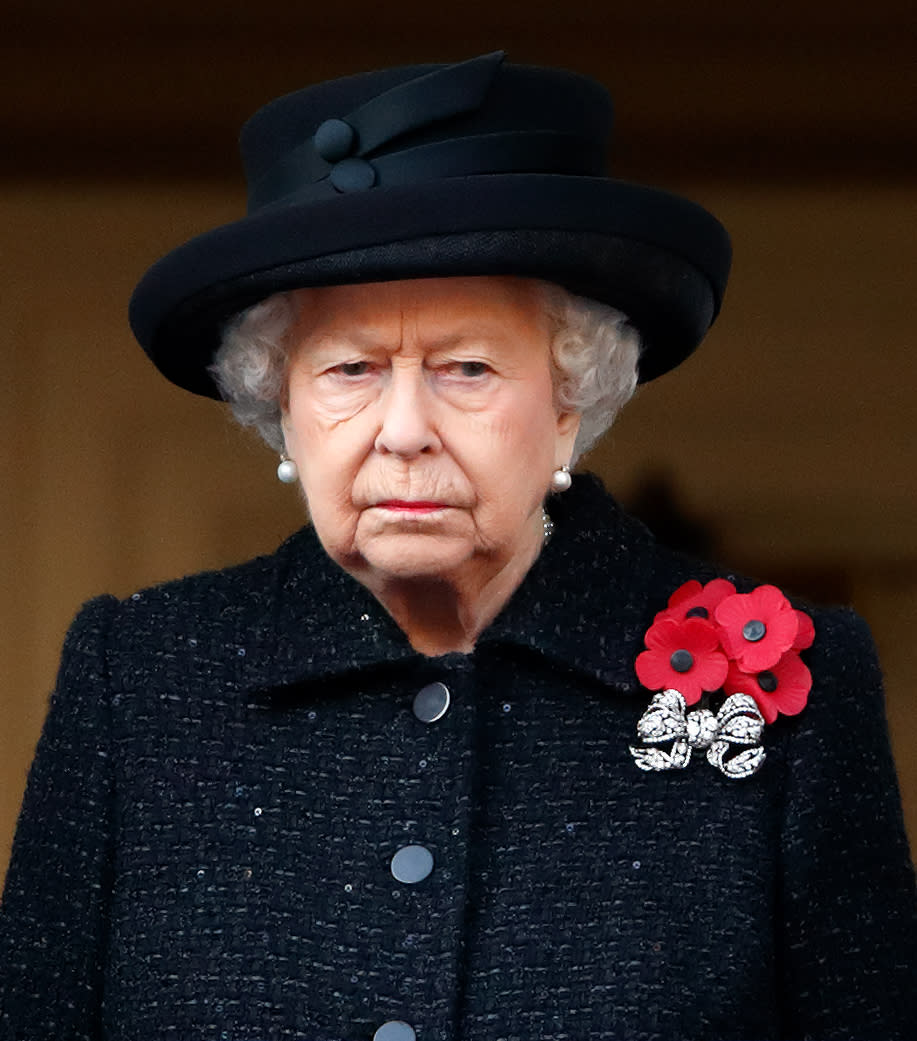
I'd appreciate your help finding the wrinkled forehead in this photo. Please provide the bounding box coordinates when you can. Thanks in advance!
[287,275,552,351]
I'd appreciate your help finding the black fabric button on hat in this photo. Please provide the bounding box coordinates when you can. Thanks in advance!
[129,50,732,399]
[329,157,376,192]
[314,117,357,161]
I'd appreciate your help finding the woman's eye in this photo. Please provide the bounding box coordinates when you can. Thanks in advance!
[333,361,371,377]
[451,360,490,378]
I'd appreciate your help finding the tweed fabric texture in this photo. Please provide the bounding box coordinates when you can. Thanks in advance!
[1,476,915,1040]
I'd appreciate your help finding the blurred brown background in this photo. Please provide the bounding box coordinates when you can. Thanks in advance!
[2,1,915,883]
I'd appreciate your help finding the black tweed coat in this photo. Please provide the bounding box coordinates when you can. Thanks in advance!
[1,476,915,1041]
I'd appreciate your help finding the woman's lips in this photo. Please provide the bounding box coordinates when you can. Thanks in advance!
[375,500,448,514]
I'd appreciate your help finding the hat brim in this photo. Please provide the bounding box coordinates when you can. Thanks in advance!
[129,173,731,397]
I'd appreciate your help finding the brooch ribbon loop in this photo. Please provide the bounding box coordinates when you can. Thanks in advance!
[630,689,766,779]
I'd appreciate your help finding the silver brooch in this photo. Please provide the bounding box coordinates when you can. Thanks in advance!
[629,689,766,779]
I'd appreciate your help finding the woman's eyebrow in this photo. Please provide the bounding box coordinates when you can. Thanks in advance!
[420,324,513,350]
[305,329,387,352]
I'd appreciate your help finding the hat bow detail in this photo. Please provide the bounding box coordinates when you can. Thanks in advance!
[247,51,600,210]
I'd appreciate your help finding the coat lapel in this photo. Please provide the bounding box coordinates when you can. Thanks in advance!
[233,526,423,695]
[479,475,674,693]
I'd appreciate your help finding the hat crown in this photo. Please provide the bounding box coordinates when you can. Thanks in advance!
[239,54,613,213]
[129,52,731,398]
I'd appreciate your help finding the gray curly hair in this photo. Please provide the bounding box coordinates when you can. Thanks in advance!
[210,281,641,462]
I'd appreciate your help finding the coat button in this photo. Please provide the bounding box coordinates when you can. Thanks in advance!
[413,681,450,723]
[390,844,434,883]
[373,1022,416,1041]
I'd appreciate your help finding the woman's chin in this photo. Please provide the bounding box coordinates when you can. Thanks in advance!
[357,530,479,584]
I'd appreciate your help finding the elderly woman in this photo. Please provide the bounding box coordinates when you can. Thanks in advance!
[1,53,914,1041]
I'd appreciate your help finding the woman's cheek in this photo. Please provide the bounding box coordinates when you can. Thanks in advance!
[289,371,376,422]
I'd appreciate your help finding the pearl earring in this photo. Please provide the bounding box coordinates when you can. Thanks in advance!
[550,465,572,493]
[276,455,299,484]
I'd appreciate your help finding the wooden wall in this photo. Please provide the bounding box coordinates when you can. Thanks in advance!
[2,2,915,881]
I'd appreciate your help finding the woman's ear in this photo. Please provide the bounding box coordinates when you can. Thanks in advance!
[279,375,291,417]
[555,410,581,460]
[279,408,296,458]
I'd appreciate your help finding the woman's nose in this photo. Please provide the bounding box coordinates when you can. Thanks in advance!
[373,367,442,457]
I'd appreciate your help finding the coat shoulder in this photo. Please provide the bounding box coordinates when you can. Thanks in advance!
[114,526,314,615]
[63,527,320,691]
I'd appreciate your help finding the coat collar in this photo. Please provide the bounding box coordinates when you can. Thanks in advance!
[239,475,700,697]
[477,475,685,692]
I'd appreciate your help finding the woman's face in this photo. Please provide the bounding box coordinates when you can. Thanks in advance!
[281,276,580,590]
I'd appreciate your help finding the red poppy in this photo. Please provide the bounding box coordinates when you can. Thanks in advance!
[657,578,737,625]
[724,651,812,724]
[714,585,800,672]
[635,616,729,706]
[792,610,815,651]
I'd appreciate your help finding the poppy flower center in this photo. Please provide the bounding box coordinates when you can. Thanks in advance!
[743,619,767,642]
[670,649,694,673]
[685,606,709,619]
[757,670,778,693]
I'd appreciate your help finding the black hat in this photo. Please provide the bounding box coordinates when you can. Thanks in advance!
[129,52,731,397]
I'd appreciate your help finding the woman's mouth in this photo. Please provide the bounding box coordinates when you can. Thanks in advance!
[375,500,447,514]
